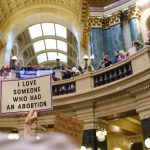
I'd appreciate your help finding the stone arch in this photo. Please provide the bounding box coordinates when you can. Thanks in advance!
[1,5,82,66]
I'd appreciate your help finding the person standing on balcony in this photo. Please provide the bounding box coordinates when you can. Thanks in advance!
[133,41,143,51]
[99,55,112,69]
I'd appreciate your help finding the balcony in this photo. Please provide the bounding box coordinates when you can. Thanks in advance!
[0,46,150,134]
[52,46,150,107]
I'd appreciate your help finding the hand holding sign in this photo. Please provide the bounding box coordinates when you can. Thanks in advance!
[1,75,52,114]
[24,110,37,136]
[25,110,37,125]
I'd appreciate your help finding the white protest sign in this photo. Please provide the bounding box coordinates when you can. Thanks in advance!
[0,75,52,114]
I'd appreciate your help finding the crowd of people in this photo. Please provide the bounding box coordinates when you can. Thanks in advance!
[0,111,78,150]
[0,40,149,81]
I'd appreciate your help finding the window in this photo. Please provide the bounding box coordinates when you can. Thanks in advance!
[33,40,45,53]
[37,53,47,63]
[57,40,67,52]
[42,23,55,36]
[45,39,56,49]
[58,53,67,63]
[47,52,58,61]
[55,24,67,38]
[29,23,70,64]
[28,24,42,39]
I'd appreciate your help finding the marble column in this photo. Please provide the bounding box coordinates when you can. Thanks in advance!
[89,12,125,66]
[89,17,104,69]
[82,129,107,150]
[110,24,125,58]
[90,28,103,69]
[127,7,143,43]
[102,29,111,56]
[137,102,150,149]
[82,129,97,150]
[141,118,150,141]
[105,29,112,60]
[109,12,125,60]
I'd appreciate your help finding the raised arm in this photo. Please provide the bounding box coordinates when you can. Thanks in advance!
[24,110,37,136]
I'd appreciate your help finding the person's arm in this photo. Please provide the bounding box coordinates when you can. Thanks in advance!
[24,110,37,136]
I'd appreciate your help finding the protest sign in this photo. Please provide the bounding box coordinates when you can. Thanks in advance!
[18,70,53,79]
[54,112,84,147]
[0,75,52,114]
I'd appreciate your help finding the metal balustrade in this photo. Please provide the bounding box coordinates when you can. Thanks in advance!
[52,61,133,96]
[52,81,76,96]
[3,47,150,96]
[93,61,132,87]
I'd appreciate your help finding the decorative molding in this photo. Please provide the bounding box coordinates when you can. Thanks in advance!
[0,0,81,26]
[101,17,110,29]
[127,6,141,20]
[128,80,150,100]
[81,0,90,50]
[88,11,122,29]
[109,11,121,26]
[136,107,150,120]
[88,17,103,28]
[96,92,130,105]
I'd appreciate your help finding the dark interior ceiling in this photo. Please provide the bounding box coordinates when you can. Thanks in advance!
[89,0,121,7]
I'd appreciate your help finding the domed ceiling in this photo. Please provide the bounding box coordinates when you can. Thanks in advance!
[89,0,121,7]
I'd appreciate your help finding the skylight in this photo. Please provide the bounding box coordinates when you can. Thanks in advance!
[29,23,69,64]
[47,52,58,61]
[33,40,45,53]
[37,53,47,63]
[57,40,67,52]
[58,53,67,63]
[55,24,67,38]
[42,23,55,36]
[28,24,42,39]
[45,39,56,49]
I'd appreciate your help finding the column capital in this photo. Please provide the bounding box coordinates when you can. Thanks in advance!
[136,104,150,120]
[127,6,141,20]
[109,11,122,27]
[88,17,103,28]
[101,17,110,29]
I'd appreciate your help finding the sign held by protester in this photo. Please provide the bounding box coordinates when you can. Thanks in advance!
[54,112,84,147]
[18,70,53,79]
[0,75,52,114]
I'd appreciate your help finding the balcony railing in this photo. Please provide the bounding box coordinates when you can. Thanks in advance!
[1,46,150,97]
[52,46,150,96]
[52,80,76,96]
[93,61,132,87]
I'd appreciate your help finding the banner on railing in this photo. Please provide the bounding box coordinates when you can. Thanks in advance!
[18,70,53,78]
[54,112,84,147]
[0,75,52,114]
[0,71,12,80]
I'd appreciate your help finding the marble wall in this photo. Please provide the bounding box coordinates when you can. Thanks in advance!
[122,18,132,50]
[90,28,103,69]
[90,24,125,68]
[129,18,143,43]
[110,24,125,54]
